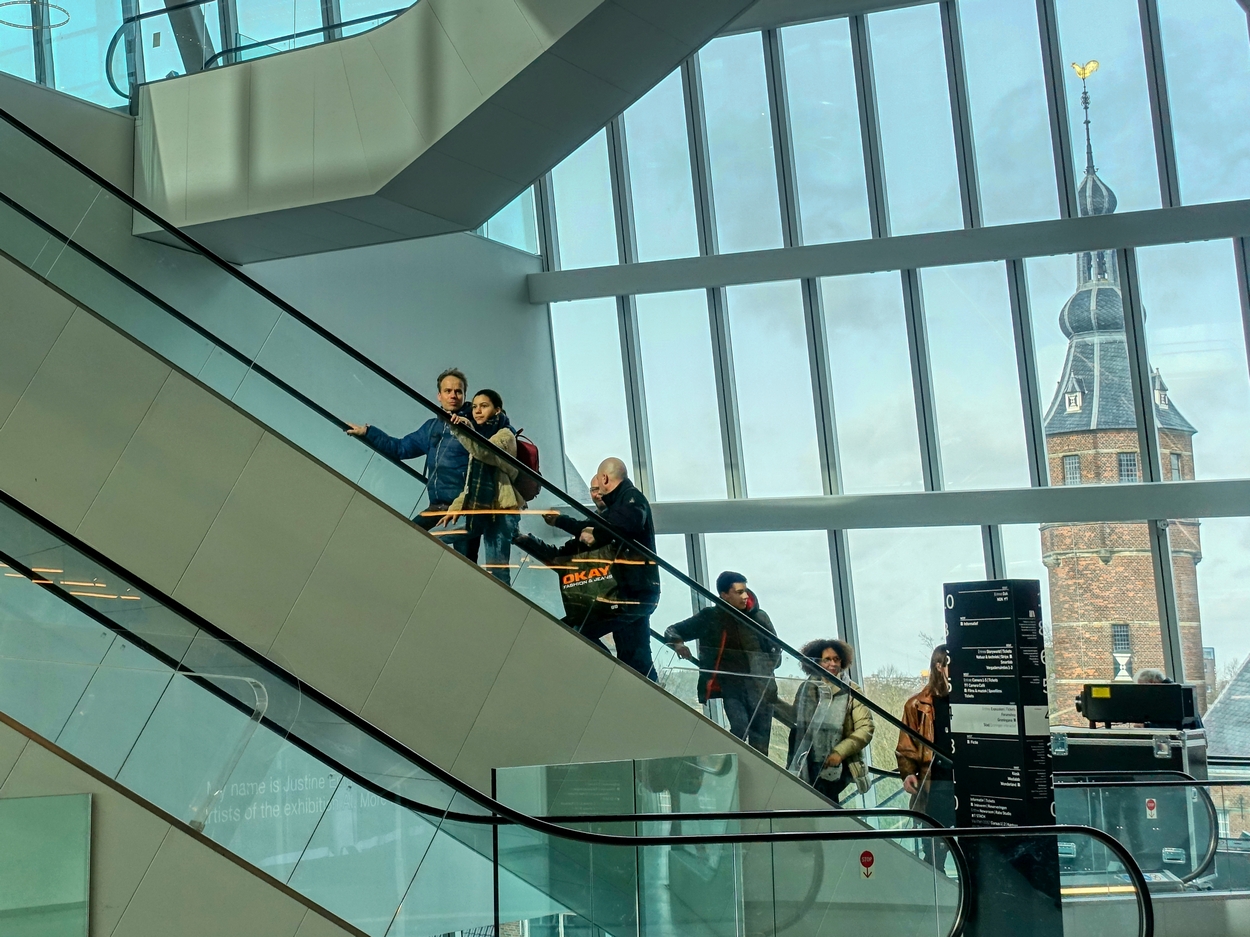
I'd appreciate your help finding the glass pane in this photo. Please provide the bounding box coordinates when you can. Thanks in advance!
[959,0,1060,226]
[846,525,983,771]
[0,794,90,937]
[52,0,124,105]
[635,291,726,501]
[236,0,322,54]
[551,129,618,270]
[1136,240,1250,481]
[724,281,823,497]
[480,187,539,254]
[703,530,835,669]
[869,3,963,235]
[1027,249,1145,486]
[922,262,1031,489]
[1055,0,1161,212]
[550,298,632,485]
[1001,523,1058,721]
[1026,519,1162,725]
[624,69,700,262]
[699,32,784,254]
[1158,0,1250,205]
[781,17,872,244]
[1187,516,1250,749]
[0,4,34,82]
[820,271,923,494]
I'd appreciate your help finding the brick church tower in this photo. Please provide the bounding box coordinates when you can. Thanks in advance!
[1039,70,1205,724]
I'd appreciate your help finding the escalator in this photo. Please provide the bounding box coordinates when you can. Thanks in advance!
[0,488,1153,937]
[0,98,947,815]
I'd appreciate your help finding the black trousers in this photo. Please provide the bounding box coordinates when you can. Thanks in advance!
[582,612,656,681]
[719,678,774,754]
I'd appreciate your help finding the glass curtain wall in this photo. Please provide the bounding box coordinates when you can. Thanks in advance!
[534,0,1250,749]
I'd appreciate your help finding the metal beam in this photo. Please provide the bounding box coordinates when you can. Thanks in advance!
[1138,0,1181,208]
[31,0,55,87]
[725,0,931,35]
[981,524,1006,579]
[1007,259,1050,488]
[1035,0,1079,219]
[1119,247,1163,483]
[1149,519,1185,683]
[828,528,861,683]
[849,13,891,239]
[528,199,1250,304]
[901,269,943,491]
[606,116,654,498]
[940,0,982,230]
[1237,237,1250,384]
[320,0,343,41]
[649,477,1250,535]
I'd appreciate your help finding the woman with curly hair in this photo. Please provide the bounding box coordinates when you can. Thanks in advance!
[774,638,874,803]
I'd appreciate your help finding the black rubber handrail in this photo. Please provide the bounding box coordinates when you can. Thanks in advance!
[104,0,409,99]
[0,102,947,767]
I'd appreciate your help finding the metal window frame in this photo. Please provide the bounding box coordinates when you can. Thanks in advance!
[31,0,56,87]
[531,8,1248,689]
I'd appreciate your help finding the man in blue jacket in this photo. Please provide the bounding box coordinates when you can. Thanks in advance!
[346,368,473,555]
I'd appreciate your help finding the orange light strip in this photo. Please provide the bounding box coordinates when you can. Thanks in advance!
[60,581,107,588]
[31,568,63,574]
[70,591,119,599]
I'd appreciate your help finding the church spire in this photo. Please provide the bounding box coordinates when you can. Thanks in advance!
[1072,60,1100,174]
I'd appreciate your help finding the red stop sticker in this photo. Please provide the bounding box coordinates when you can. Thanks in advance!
[860,850,875,869]
[1146,798,1157,810]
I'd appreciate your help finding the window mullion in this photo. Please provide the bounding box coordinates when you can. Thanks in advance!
[901,269,944,491]
[1118,247,1163,483]
[31,0,55,87]
[1035,0,1079,219]
[1137,0,1181,207]
[981,524,1006,579]
[849,14,891,239]
[1007,258,1050,487]
[939,1,983,229]
[827,529,861,683]
[321,0,343,41]
[1234,237,1250,386]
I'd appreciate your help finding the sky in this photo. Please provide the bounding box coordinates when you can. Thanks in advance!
[12,0,1250,688]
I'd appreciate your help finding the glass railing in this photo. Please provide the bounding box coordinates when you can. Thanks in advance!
[1056,774,1250,893]
[0,487,1157,937]
[104,0,412,103]
[0,100,951,796]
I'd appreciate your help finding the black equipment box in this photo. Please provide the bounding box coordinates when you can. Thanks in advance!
[1051,728,1207,779]
[1076,682,1198,729]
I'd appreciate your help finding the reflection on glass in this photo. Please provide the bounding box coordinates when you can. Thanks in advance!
[1136,240,1250,481]
[959,0,1059,226]
[0,3,35,83]
[724,281,823,497]
[1158,0,1250,205]
[780,18,871,244]
[635,291,726,501]
[869,3,963,235]
[0,794,90,937]
[699,33,784,254]
[1179,516,1250,745]
[846,525,982,778]
[549,298,632,484]
[1055,0,1160,212]
[52,0,125,105]
[551,130,619,269]
[922,262,1031,490]
[820,272,923,494]
[479,186,539,254]
[236,0,322,55]
[624,70,700,262]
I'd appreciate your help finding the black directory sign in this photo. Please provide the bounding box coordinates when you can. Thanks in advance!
[944,579,1053,827]
[944,579,1062,937]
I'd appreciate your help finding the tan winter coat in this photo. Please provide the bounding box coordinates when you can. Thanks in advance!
[447,424,525,512]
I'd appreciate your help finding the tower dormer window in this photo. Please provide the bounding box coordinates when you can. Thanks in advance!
[1065,391,1083,413]
[1155,386,1169,409]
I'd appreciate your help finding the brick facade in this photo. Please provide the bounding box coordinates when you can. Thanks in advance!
[1043,430,1206,725]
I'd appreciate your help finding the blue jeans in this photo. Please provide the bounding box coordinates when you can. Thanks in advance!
[473,512,519,585]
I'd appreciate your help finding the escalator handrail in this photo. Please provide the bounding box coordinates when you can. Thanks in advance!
[0,508,1153,937]
[103,0,411,100]
[1056,776,1225,884]
[0,101,949,767]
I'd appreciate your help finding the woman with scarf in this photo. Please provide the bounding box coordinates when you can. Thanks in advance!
[775,638,874,803]
[441,389,524,585]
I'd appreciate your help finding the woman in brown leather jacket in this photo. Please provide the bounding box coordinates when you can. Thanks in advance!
[895,644,955,841]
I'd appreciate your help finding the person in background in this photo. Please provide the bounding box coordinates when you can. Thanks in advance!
[1135,668,1166,684]
[557,458,660,680]
[664,571,781,754]
[776,639,874,803]
[440,389,523,585]
[346,368,473,554]
[897,644,955,864]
